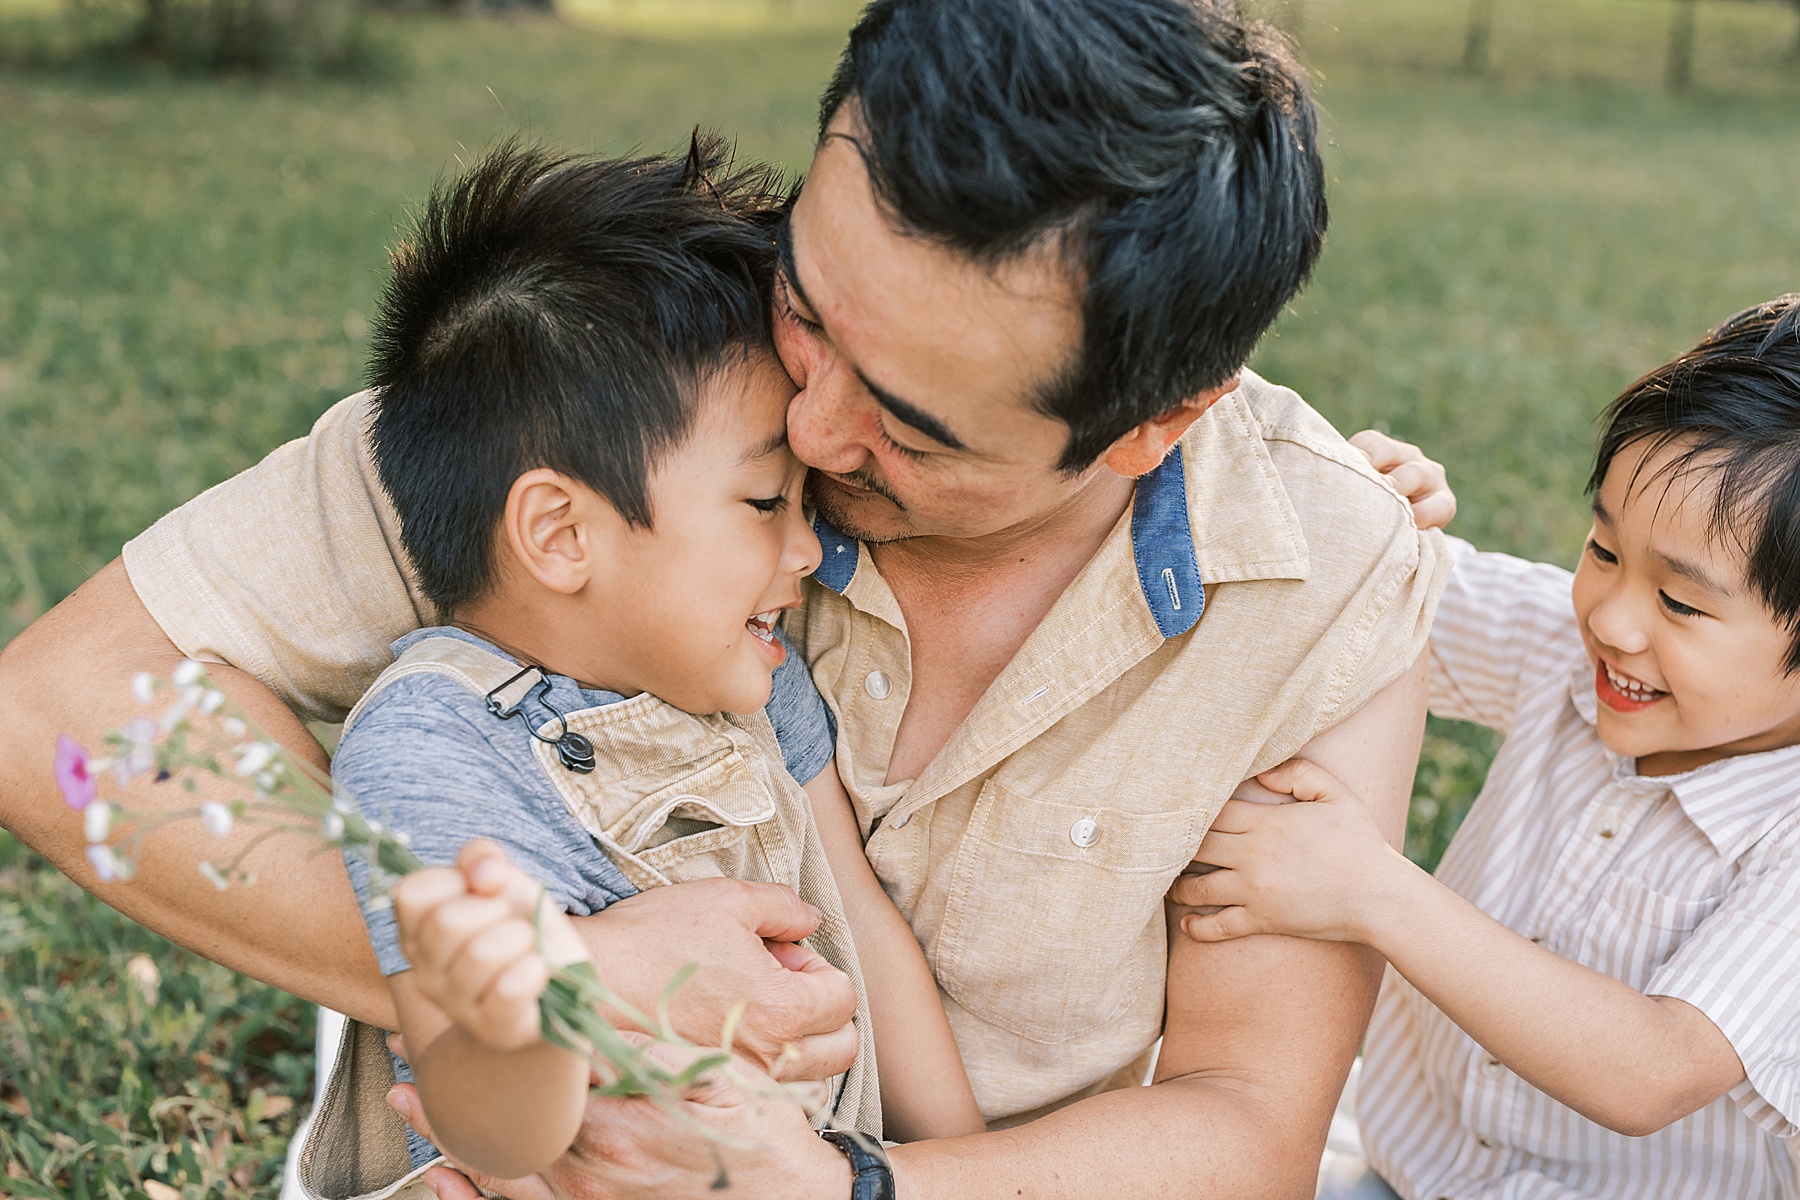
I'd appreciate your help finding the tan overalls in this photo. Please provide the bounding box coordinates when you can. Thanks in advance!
[296,635,881,1200]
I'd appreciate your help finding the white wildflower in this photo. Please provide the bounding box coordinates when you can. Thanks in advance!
[158,694,193,734]
[198,861,230,891]
[232,742,275,776]
[222,717,247,739]
[320,811,346,840]
[84,802,111,843]
[253,770,276,792]
[125,953,160,1003]
[120,717,157,747]
[86,844,118,883]
[200,802,233,838]
[198,689,225,715]
[131,673,156,704]
[172,659,206,687]
[115,747,154,787]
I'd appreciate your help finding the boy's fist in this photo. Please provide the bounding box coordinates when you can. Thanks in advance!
[392,839,591,1052]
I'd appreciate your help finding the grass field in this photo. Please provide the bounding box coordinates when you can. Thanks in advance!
[2,0,1799,1193]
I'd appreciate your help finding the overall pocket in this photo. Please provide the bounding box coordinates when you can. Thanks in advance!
[930,778,1201,1044]
[542,712,779,889]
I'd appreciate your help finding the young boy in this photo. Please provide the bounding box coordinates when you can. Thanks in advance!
[328,140,983,1183]
[1171,297,1800,1199]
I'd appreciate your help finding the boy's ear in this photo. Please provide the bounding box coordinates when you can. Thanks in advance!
[502,469,608,595]
[1100,374,1240,478]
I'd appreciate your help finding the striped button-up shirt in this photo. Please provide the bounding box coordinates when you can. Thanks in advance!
[1361,540,1800,1200]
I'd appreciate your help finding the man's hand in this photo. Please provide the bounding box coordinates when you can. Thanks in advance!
[1169,759,1417,946]
[570,878,859,1081]
[1349,429,1456,531]
[394,840,590,1053]
[388,1047,850,1200]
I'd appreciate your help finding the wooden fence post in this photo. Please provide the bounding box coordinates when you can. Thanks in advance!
[1667,0,1698,92]
[1463,0,1497,73]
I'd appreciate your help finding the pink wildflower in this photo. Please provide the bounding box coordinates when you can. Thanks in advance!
[54,734,97,811]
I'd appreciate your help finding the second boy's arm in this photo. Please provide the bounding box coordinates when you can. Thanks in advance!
[1173,761,1749,1136]
[801,761,986,1141]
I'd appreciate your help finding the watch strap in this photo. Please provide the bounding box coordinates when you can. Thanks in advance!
[820,1129,895,1200]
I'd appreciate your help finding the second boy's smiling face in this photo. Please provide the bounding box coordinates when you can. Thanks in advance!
[1572,437,1800,776]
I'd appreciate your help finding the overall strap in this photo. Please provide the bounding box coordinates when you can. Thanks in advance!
[342,636,540,736]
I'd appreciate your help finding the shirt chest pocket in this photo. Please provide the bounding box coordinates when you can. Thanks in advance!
[549,745,782,890]
[1578,874,1723,991]
[930,779,1201,1045]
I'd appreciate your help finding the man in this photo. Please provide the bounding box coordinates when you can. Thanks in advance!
[0,2,1449,1197]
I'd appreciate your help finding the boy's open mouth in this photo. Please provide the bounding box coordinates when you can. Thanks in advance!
[1596,661,1669,712]
[746,611,781,646]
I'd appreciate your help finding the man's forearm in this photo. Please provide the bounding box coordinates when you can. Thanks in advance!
[0,559,394,1026]
[885,1071,1320,1200]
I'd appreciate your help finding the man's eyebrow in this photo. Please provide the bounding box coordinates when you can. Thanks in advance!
[775,221,816,316]
[1591,497,1614,525]
[740,428,789,463]
[857,369,969,452]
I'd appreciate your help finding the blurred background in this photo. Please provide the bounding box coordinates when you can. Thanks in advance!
[1,0,1797,1193]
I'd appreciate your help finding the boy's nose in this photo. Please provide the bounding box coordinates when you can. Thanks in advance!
[1587,595,1652,657]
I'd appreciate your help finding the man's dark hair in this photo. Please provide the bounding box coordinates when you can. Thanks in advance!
[817,0,1326,470]
[1590,295,1800,671]
[366,136,786,619]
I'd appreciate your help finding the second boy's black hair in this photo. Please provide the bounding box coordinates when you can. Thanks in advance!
[1591,295,1800,671]
[365,136,787,619]
[817,0,1326,470]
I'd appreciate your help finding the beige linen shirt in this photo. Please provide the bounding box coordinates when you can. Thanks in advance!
[123,368,1447,1123]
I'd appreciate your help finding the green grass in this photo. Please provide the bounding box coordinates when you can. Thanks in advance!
[2,0,1800,1189]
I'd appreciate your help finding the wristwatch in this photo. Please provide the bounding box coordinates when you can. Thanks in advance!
[820,1129,896,1200]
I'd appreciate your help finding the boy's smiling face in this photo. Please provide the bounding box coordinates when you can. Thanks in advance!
[470,350,821,717]
[1572,437,1800,776]
[594,352,821,715]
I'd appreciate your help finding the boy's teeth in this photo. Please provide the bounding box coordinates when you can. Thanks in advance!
[1605,663,1663,699]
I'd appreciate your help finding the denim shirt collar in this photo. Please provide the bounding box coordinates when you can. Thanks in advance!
[810,441,1205,638]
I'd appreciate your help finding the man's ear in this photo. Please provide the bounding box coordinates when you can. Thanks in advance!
[501,469,608,596]
[1100,375,1240,478]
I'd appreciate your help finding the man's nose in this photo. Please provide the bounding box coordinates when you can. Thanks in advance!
[787,374,872,477]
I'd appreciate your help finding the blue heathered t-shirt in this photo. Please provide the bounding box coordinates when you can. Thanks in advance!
[331,625,836,1172]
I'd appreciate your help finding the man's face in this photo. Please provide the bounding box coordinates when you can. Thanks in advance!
[775,108,1118,544]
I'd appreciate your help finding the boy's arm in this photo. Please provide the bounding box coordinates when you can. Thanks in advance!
[1174,761,1748,1136]
[802,762,986,1140]
[390,842,593,1178]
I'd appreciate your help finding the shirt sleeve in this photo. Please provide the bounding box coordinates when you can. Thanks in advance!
[1426,538,1586,736]
[1647,813,1800,1137]
[121,392,431,725]
[763,628,836,785]
[331,674,636,977]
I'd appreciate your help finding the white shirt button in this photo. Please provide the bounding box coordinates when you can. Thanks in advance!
[1069,818,1100,848]
[1481,1059,1504,1079]
[864,670,892,700]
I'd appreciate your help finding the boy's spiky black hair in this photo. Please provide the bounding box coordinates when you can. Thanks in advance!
[1592,295,1800,671]
[365,136,788,619]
